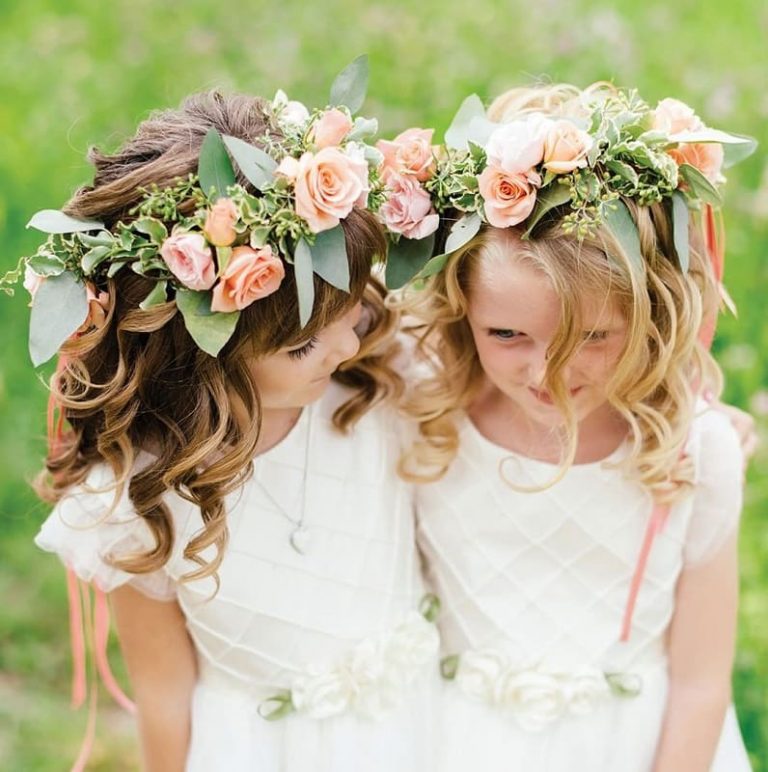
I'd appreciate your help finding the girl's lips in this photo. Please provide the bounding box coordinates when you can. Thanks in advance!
[528,386,582,404]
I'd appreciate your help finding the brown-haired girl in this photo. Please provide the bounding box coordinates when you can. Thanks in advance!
[15,85,440,771]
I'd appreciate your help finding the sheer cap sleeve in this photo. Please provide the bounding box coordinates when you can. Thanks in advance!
[683,406,744,566]
[35,464,177,600]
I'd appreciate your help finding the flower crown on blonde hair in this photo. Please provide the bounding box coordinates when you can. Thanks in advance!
[2,56,388,365]
[380,84,756,289]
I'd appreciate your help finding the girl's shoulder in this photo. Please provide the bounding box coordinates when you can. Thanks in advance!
[34,455,185,600]
[682,402,744,566]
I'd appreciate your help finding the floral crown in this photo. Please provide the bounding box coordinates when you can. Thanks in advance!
[2,56,386,366]
[378,86,756,289]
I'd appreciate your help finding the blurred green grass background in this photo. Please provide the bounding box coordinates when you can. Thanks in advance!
[0,0,766,768]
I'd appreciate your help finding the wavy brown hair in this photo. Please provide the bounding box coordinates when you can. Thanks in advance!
[34,91,401,584]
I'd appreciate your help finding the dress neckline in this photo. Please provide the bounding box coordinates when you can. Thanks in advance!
[460,411,628,472]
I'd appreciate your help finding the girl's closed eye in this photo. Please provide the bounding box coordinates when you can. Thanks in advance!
[287,336,318,360]
[489,328,524,341]
[582,329,610,343]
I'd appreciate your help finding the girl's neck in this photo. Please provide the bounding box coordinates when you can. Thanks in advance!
[468,381,628,465]
[254,406,303,456]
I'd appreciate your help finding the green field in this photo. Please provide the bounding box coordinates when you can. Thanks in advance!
[1,0,766,768]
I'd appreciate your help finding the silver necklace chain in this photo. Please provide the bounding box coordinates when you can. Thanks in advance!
[254,403,313,555]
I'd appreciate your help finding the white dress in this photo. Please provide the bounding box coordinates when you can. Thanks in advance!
[36,381,440,772]
[416,405,751,771]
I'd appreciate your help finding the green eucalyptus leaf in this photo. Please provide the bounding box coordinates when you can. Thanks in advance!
[522,184,572,239]
[671,192,690,273]
[222,134,277,191]
[602,199,645,275]
[415,251,449,280]
[81,245,112,275]
[678,164,723,207]
[133,217,168,245]
[175,288,240,356]
[444,94,485,150]
[27,210,104,234]
[29,272,89,367]
[385,232,436,289]
[198,128,237,201]
[107,261,126,278]
[27,253,66,277]
[444,213,481,254]
[347,116,378,142]
[294,239,316,328]
[139,281,168,310]
[309,226,350,292]
[329,54,369,114]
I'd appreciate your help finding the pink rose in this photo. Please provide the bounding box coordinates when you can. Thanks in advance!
[542,120,593,174]
[80,284,110,331]
[203,198,239,247]
[377,128,437,182]
[653,98,704,135]
[293,147,369,233]
[668,142,725,185]
[485,116,551,175]
[310,108,354,149]
[380,173,439,240]
[160,232,216,290]
[478,165,541,228]
[210,245,285,312]
[23,265,45,304]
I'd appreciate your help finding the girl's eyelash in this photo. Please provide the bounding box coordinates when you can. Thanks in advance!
[287,336,318,360]
[489,329,522,340]
[583,330,609,342]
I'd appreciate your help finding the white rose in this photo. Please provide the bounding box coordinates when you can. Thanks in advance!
[498,669,567,732]
[386,613,440,683]
[456,649,509,704]
[565,669,611,716]
[291,667,353,719]
[485,115,553,175]
[272,88,310,129]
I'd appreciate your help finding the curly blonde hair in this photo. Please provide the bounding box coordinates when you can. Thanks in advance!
[34,91,402,585]
[400,199,721,504]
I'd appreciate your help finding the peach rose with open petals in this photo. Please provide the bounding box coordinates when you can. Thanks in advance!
[80,284,110,331]
[543,120,593,174]
[311,108,354,149]
[380,173,439,240]
[653,98,704,135]
[478,165,541,228]
[203,198,239,247]
[293,147,369,233]
[377,128,437,182]
[668,141,725,185]
[160,232,216,290]
[210,246,285,313]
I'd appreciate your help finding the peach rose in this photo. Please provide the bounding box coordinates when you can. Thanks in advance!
[81,284,110,331]
[203,198,239,247]
[210,245,285,312]
[653,98,704,135]
[668,141,725,185]
[478,165,541,228]
[310,108,354,149]
[380,173,439,240]
[160,232,216,290]
[23,265,44,304]
[377,128,437,182]
[293,147,369,233]
[543,120,593,174]
[485,116,551,175]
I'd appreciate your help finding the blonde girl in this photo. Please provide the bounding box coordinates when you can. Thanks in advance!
[396,84,753,771]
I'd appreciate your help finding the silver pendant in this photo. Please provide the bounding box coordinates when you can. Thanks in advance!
[289,526,311,555]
